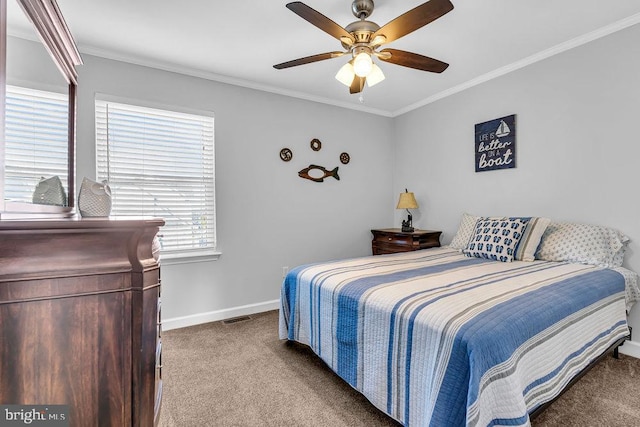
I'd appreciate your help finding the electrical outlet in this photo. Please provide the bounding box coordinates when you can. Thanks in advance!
[282,266,289,278]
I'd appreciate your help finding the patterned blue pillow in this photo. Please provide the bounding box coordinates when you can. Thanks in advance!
[463,217,528,262]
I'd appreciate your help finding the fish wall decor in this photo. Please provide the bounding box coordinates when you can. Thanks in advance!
[298,164,340,183]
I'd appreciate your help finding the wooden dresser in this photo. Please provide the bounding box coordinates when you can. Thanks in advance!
[371,228,442,255]
[0,218,164,426]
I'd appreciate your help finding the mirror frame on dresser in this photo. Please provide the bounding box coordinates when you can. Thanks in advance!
[0,0,82,218]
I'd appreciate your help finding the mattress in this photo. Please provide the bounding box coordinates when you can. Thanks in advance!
[279,247,629,426]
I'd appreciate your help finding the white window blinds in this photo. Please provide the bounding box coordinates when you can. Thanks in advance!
[95,98,216,256]
[5,85,68,203]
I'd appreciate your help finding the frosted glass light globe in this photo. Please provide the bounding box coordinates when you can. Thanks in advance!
[366,64,385,87]
[335,62,355,86]
[353,52,373,77]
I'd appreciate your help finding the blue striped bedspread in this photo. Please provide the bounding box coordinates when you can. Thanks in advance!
[279,247,629,426]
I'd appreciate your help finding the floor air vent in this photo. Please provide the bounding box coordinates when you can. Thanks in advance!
[222,315,251,325]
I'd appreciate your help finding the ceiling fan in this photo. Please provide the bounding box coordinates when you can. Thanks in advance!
[273,0,454,94]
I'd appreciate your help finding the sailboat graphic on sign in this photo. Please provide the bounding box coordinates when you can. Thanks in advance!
[496,120,511,137]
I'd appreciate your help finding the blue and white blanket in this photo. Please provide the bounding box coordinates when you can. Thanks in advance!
[279,247,629,426]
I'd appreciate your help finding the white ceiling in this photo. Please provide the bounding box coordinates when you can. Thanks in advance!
[8,1,640,116]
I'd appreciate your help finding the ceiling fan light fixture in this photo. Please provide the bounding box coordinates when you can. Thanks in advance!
[353,51,373,77]
[366,63,385,87]
[335,62,355,87]
[371,35,387,47]
[276,0,454,94]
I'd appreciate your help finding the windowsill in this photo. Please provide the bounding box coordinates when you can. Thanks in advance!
[159,250,222,266]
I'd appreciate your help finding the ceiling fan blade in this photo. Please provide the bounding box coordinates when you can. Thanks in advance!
[372,0,454,44]
[349,76,365,94]
[274,51,345,69]
[286,2,355,44]
[378,49,449,73]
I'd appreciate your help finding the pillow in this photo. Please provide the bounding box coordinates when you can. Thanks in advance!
[449,213,479,251]
[513,217,551,262]
[611,241,629,267]
[449,213,549,260]
[610,266,640,312]
[463,217,528,262]
[535,222,630,268]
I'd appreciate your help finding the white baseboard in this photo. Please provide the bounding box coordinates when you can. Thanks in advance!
[619,339,640,359]
[162,299,280,331]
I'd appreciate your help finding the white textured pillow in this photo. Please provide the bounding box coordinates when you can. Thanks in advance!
[535,222,629,268]
[610,266,640,312]
[611,242,629,267]
[464,217,528,262]
[514,217,551,262]
[449,212,479,251]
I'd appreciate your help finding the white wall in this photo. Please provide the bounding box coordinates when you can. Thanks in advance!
[71,54,394,327]
[7,33,66,90]
[392,23,640,354]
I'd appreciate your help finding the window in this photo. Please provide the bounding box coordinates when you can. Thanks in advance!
[5,85,68,203]
[95,97,216,258]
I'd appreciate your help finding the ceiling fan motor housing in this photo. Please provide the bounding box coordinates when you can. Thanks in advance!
[343,19,380,49]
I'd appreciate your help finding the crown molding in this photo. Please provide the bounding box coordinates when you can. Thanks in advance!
[392,13,640,117]
[76,45,394,118]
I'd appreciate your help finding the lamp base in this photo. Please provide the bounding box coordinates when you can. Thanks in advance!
[401,218,414,233]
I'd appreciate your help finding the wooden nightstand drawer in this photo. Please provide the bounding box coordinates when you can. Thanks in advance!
[373,242,414,254]
[374,233,413,246]
[371,229,442,255]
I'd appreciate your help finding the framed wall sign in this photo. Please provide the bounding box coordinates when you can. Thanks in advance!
[474,114,516,172]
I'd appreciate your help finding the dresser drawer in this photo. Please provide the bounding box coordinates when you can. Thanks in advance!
[154,380,163,425]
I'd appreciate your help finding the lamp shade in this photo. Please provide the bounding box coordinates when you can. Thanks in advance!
[396,191,418,209]
[366,63,385,87]
[335,61,355,87]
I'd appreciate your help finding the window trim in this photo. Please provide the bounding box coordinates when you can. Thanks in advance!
[95,93,214,123]
[160,249,222,265]
[94,93,218,260]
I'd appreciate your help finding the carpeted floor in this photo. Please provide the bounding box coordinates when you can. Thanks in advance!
[158,310,640,427]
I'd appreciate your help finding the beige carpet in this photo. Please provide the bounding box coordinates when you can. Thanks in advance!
[159,310,640,427]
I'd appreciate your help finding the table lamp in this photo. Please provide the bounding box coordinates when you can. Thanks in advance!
[396,189,418,232]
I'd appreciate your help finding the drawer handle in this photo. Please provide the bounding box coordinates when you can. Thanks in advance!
[157,364,163,369]
[388,237,392,241]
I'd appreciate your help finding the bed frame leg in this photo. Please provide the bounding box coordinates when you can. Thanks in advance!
[614,329,633,359]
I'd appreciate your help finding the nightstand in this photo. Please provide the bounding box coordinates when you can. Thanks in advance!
[371,228,442,255]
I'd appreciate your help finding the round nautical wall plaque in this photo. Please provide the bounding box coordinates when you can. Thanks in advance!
[279,148,293,162]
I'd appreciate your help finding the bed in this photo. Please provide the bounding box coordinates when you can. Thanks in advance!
[279,217,638,426]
